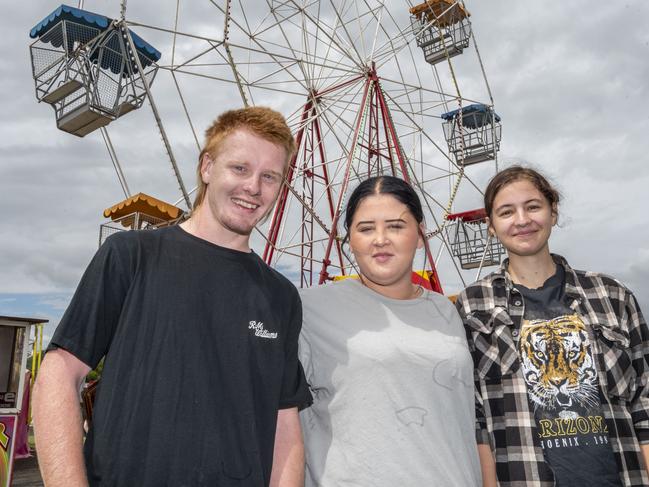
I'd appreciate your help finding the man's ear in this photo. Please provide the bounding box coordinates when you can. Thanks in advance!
[200,153,214,184]
[551,204,558,226]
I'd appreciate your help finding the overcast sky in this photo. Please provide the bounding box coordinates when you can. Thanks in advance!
[2,0,648,342]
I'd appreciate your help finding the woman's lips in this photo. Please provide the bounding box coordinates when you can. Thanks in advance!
[372,253,393,263]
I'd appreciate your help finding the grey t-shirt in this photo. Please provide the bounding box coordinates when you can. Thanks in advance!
[299,279,481,486]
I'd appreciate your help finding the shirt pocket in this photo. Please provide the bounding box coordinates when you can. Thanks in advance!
[592,322,636,401]
[466,308,520,381]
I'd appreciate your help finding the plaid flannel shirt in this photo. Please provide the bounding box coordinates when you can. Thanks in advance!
[456,254,649,487]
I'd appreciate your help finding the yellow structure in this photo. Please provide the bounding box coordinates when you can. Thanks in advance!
[100,193,185,246]
[103,192,183,228]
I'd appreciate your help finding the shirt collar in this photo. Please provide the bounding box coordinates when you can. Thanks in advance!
[491,254,584,302]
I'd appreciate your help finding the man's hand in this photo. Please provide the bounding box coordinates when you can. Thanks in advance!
[269,407,304,487]
[33,349,91,487]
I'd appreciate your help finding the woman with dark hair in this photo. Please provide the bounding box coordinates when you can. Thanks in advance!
[298,175,482,486]
[456,165,649,486]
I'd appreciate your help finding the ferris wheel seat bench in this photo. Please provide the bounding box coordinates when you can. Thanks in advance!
[57,103,112,137]
[116,101,138,117]
[416,29,452,48]
[459,151,496,166]
[41,79,83,105]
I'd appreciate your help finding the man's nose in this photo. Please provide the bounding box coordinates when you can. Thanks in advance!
[243,174,261,195]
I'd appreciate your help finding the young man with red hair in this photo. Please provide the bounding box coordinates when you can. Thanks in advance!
[33,107,311,487]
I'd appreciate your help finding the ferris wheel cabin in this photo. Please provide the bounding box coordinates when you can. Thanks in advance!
[445,208,505,269]
[409,0,471,66]
[441,103,502,166]
[28,4,161,137]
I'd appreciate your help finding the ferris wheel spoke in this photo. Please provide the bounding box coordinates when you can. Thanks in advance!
[325,0,366,67]
[227,40,363,97]
[285,0,365,73]
[378,75,466,102]
[127,20,224,46]
[309,2,352,91]
[160,39,231,74]
[269,0,357,69]
[266,7,374,93]
[225,5,362,97]
[265,3,314,89]
[170,71,201,151]
[361,2,417,67]
[380,88,457,167]
[378,43,420,124]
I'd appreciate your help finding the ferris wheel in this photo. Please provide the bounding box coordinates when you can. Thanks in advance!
[28,0,504,293]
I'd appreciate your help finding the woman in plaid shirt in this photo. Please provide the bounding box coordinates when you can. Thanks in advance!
[456,166,649,486]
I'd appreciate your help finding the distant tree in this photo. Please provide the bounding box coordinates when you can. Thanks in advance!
[86,358,104,382]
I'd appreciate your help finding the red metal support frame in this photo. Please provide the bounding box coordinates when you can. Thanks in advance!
[264,67,444,293]
[264,98,346,286]
[301,115,315,287]
[319,76,374,284]
[372,69,444,294]
[264,75,365,269]
[263,101,311,263]
[312,114,345,276]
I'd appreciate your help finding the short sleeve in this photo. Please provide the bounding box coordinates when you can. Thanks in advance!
[278,290,313,410]
[298,325,314,387]
[48,232,137,369]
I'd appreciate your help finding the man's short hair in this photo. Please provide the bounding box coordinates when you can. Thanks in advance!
[193,106,296,209]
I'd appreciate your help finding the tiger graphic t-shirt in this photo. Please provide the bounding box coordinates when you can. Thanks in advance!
[515,265,622,487]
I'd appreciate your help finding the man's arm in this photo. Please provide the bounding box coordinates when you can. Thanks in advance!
[269,407,304,487]
[33,349,91,487]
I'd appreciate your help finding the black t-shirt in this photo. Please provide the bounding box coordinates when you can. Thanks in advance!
[50,226,312,487]
[515,265,622,487]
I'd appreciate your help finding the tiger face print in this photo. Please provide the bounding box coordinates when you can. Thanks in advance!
[519,314,598,411]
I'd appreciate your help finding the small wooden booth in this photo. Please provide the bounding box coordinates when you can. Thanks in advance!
[100,192,185,246]
[0,316,46,487]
